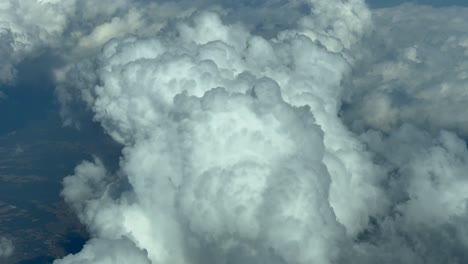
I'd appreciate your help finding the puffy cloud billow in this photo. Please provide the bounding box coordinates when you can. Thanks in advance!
[2,0,468,263]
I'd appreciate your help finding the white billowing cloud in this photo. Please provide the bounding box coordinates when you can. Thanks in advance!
[0,237,14,258]
[61,158,110,214]
[53,1,201,127]
[341,4,468,136]
[297,0,372,55]
[55,238,151,264]
[76,9,144,50]
[55,1,388,263]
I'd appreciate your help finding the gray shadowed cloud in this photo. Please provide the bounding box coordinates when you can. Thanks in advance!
[341,3,468,136]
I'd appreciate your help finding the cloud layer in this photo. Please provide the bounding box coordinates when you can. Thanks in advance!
[342,4,468,135]
[56,6,368,262]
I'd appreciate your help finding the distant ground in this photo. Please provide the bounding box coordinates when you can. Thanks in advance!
[0,55,122,264]
[0,122,121,264]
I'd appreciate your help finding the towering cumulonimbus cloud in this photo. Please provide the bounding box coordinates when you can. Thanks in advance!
[0,237,14,258]
[0,0,459,263]
[55,0,386,263]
